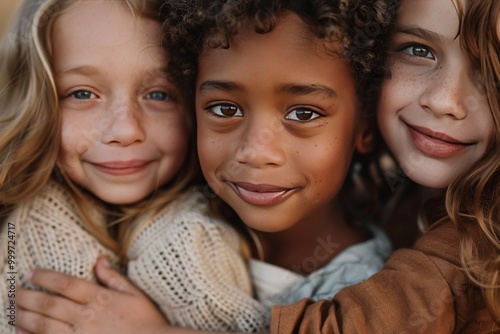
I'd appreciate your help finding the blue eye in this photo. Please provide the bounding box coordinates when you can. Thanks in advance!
[208,104,243,117]
[147,91,169,101]
[71,90,95,99]
[285,108,321,122]
[403,45,435,60]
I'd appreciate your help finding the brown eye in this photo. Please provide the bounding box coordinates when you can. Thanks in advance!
[286,108,321,122]
[209,104,243,117]
[220,105,238,116]
[413,46,430,57]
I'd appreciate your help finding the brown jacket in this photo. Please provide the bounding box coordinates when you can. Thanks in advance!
[271,221,500,333]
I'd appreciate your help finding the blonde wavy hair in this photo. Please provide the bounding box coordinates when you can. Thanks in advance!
[0,0,199,258]
[446,0,500,324]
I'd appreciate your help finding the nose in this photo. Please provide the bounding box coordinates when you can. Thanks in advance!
[419,62,473,120]
[234,114,285,168]
[101,97,146,146]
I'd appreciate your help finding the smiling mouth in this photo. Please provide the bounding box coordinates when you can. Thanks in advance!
[89,160,152,176]
[227,181,298,206]
[406,124,473,159]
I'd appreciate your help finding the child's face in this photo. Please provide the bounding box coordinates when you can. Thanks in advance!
[196,13,367,232]
[377,0,493,189]
[53,1,188,205]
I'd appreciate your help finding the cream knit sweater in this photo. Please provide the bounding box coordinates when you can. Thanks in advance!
[0,180,117,333]
[127,187,269,332]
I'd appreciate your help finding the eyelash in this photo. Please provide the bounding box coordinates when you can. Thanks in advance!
[145,91,171,101]
[69,90,97,100]
[285,108,322,122]
[65,89,174,102]
[400,43,436,60]
[206,103,243,118]
[205,103,323,122]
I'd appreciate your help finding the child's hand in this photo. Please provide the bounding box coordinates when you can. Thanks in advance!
[17,257,169,334]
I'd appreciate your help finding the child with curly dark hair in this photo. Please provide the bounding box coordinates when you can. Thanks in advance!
[158,0,395,331]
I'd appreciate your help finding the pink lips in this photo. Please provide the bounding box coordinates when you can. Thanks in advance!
[407,124,472,158]
[228,182,297,206]
[89,160,152,176]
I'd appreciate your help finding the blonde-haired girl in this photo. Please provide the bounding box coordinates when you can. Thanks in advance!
[0,0,205,331]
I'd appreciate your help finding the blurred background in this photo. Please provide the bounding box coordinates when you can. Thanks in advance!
[1,0,22,40]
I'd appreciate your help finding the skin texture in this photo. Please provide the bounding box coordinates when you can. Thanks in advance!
[16,12,372,334]
[17,258,171,334]
[197,13,370,271]
[55,0,188,205]
[377,0,493,189]
[14,2,500,334]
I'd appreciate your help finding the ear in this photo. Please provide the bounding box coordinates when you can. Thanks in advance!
[355,121,375,154]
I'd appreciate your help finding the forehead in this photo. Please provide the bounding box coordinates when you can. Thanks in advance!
[398,0,460,36]
[200,12,344,68]
[51,0,164,69]
[52,1,161,47]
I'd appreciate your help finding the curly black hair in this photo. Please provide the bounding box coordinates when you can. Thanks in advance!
[159,0,400,225]
[160,0,399,117]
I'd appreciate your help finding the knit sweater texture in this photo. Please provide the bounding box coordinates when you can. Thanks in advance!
[127,187,391,332]
[0,180,117,333]
[127,187,269,332]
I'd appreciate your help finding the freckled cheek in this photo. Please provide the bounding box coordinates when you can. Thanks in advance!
[379,73,420,118]
[295,139,353,173]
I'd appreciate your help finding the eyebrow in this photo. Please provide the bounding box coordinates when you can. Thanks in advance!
[58,65,100,76]
[395,27,445,43]
[199,80,337,98]
[198,80,243,93]
[277,83,337,98]
[58,65,169,78]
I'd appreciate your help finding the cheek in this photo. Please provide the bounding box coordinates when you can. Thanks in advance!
[297,135,354,179]
[198,135,239,186]
[198,136,217,174]
[156,114,189,150]
[377,77,405,138]
[59,110,101,157]
[58,124,85,165]
[56,136,83,181]
[377,74,400,115]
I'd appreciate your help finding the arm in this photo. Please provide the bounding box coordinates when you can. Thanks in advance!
[271,221,493,333]
[3,180,117,283]
[126,192,268,331]
[1,181,117,332]
[18,221,497,334]
[16,223,462,334]
[17,258,256,334]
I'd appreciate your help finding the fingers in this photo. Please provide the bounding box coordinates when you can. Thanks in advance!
[17,286,118,332]
[18,308,73,334]
[95,257,140,295]
[17,288,78,324]
[28,269,106,304]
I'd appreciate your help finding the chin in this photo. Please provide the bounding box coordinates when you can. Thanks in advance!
[405,171,450,190]
[98,191,148,205]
